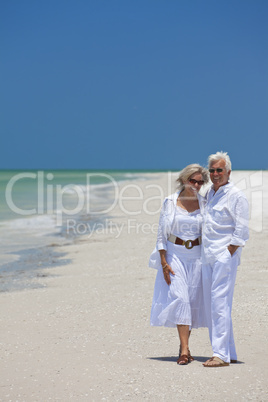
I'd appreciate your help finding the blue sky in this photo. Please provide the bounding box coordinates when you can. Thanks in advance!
[1,0,267,170]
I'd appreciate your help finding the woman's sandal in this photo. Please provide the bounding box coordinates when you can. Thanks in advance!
[188,349,194,362]
[177,354,189,365]
[179,346,194,363]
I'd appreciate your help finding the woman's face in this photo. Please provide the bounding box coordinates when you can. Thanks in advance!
[184,172,204,195]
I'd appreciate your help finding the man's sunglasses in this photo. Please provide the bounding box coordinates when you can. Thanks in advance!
[209,168,223,173]
[189,178,205,185]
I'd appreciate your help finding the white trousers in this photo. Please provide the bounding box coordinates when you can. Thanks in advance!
[202,249,238,363]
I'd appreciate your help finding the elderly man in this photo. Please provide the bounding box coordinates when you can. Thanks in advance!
[202,151,249,367]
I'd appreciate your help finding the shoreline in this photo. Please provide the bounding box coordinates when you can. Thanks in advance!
[0,172,267,400]
[0,171,156,290]
[0,243,71,293]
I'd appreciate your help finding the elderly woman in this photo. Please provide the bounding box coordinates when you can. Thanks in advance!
[149,164,209,365]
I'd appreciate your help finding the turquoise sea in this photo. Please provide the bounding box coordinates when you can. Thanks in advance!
[0,170,148,291]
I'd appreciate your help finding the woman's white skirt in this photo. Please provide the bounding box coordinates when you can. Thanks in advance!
[150,241,207,329]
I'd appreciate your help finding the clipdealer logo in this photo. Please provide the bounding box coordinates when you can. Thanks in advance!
[4,170,264,234]
[5,171,173,225]
[233,171,263,232]
[66,218,159,238]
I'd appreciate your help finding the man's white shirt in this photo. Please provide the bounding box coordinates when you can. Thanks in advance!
[201,182,249,264]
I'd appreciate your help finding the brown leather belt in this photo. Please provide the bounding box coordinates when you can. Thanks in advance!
[168,234,201,249]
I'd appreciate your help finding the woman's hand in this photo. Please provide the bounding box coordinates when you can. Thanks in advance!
[159,249,174,285]
[162,263,175,285]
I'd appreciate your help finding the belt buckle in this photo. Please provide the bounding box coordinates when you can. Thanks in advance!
[184,240,193,249]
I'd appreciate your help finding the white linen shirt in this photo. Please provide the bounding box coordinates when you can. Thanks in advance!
[202,182,249,264]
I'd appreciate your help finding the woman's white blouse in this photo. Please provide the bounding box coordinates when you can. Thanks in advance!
[156,192,203,251]
[171,206,202,240]
[149,192,204,270]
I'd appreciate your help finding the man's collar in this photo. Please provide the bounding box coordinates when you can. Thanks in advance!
[211,181,233,194]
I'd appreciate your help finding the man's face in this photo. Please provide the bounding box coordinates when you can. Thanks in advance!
[209,159,231,191]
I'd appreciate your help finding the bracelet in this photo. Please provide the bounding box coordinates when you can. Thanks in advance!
[162,263,168,270]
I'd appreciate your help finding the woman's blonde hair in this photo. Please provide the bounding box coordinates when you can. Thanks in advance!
[176,164,209,190]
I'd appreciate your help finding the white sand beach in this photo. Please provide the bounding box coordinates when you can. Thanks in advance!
[0,171,267,401]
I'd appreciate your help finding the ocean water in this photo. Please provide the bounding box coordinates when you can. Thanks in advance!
[0,170,146,291]
[1,169,266,292]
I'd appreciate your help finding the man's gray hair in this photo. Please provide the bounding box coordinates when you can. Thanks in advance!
[208,151,232,171]
[176,164,209,190]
